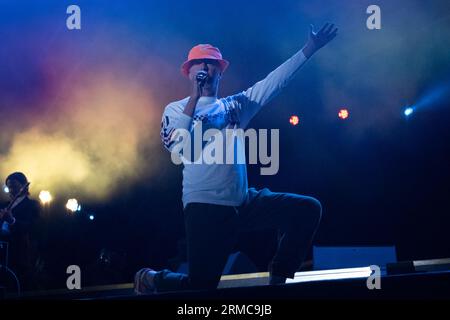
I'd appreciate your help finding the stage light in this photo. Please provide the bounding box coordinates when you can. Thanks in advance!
[285,266,373,284]
[66,198,81,212]
[404,107,414,117]
[338,109,349,120]
[289,115,300,126]
[39,190,52,204]
[3,185,9,193]
[89,214,95,221]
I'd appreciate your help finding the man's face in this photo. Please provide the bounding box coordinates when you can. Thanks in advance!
[188,59,222,89]
[6,179,23,198]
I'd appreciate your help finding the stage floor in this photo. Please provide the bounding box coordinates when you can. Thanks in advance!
[7,258,450,300]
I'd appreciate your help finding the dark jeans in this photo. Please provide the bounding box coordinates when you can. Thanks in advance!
[153,187,322,292]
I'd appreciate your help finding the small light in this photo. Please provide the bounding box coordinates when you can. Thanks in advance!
[66,199,79,213]
[3,185,9,193]
[338,109,349,120]
[39,191,52,204]
[89,214,94,221]
[404,107,414,116]
[286,266,373,284]
[289,115,300,126]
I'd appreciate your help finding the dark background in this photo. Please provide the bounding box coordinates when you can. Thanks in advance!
[0,0,449,288]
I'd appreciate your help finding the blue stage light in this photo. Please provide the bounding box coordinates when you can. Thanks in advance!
[404,107,414,117]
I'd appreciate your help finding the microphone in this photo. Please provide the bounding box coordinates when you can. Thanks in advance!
[196,71,208,86]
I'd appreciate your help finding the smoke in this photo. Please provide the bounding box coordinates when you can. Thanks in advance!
[0,71,163,201]
[413,82,450,111]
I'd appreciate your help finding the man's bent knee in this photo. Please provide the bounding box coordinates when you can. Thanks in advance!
[290,196,322,225]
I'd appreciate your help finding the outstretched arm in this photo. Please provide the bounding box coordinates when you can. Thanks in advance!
[233,23,338,128]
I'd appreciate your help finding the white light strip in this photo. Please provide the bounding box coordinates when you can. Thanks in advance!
[286,267,372,284]
[413,258,450,267]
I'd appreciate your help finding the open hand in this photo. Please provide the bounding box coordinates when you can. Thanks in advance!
[303,23,338,58]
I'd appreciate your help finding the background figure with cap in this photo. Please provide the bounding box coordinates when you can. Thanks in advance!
[0,172,42,291]
[136,23,338,294]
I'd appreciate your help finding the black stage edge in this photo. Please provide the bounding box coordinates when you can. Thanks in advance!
[9,270,450,300]
[109,271,450,300]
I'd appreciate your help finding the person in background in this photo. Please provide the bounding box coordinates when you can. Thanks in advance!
[1,172,41,291]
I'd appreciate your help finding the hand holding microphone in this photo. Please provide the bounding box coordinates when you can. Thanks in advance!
[191,70,208,99]
[185,70,208,116]
[196,70,208,86]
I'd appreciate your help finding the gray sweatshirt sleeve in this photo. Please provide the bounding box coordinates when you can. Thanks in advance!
[230,49,308,128]
[160,103,192,152]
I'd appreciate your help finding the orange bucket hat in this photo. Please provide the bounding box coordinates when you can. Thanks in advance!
[181,44,229,77]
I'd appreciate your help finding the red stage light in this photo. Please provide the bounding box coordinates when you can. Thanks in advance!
[289,115,300,126]
[338,109,349,120]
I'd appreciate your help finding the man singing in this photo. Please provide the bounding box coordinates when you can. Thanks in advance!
[136,23,338,293]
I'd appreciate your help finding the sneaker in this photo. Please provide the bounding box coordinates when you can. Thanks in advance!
[134,268,157,295]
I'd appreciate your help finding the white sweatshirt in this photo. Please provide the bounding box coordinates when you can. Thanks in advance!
[160,49,308,208]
